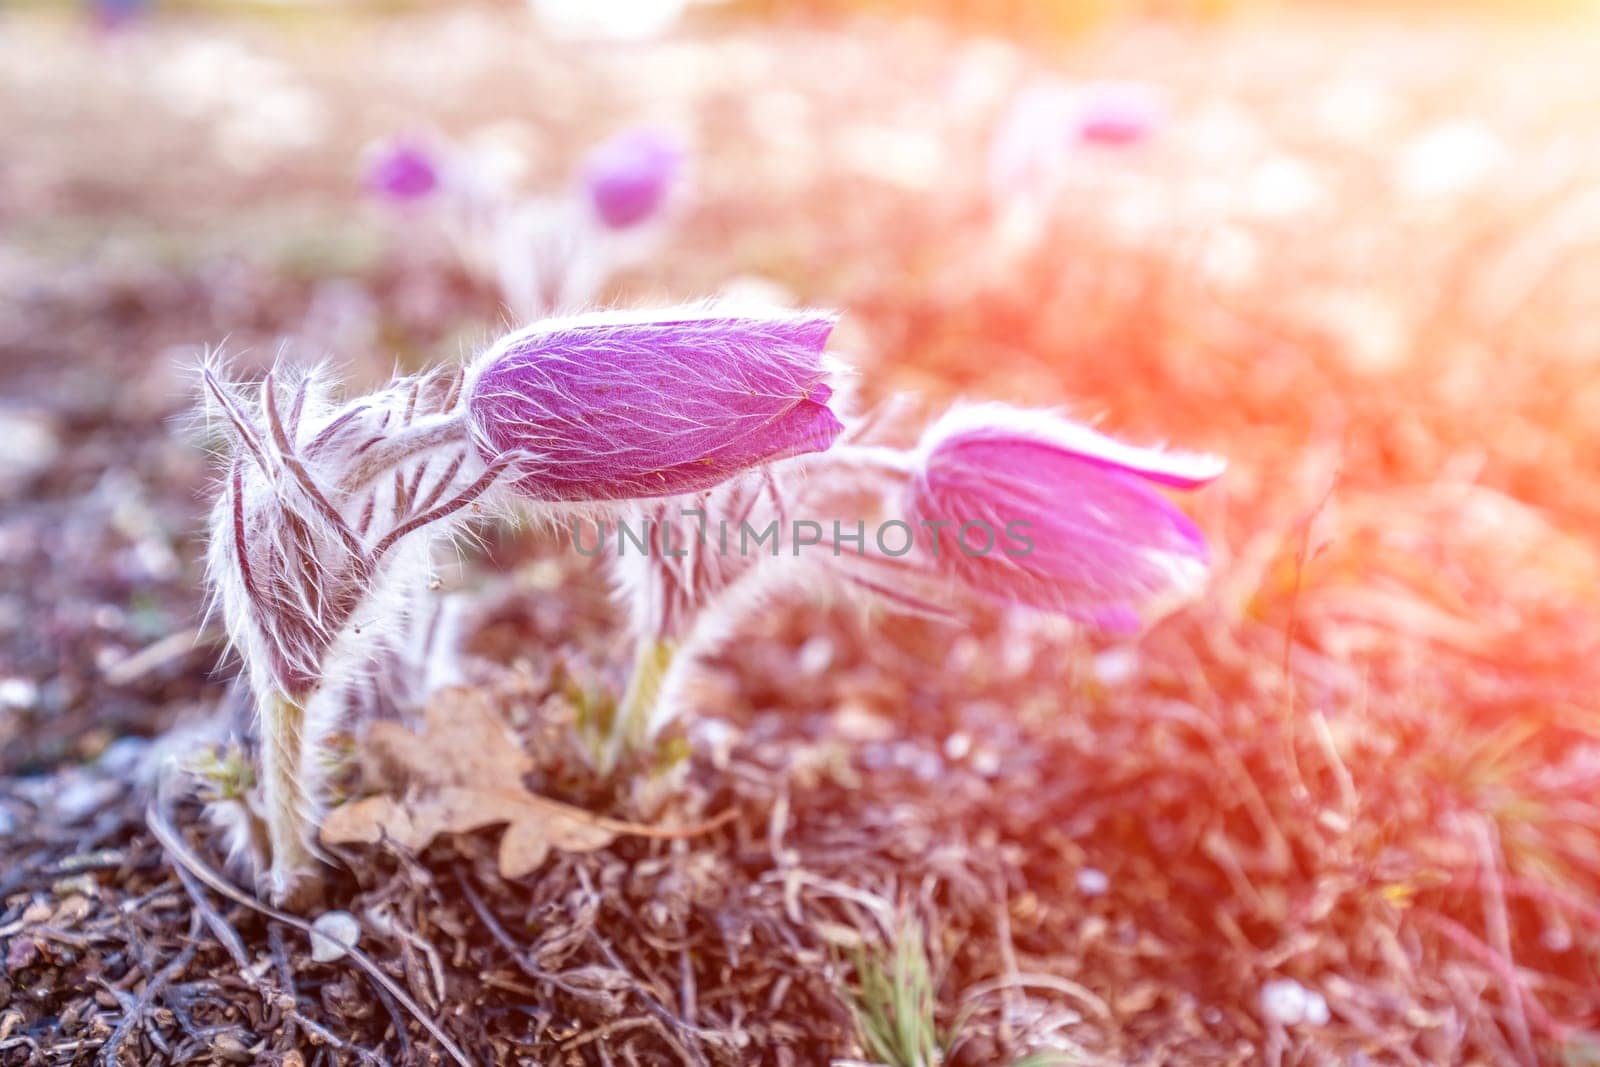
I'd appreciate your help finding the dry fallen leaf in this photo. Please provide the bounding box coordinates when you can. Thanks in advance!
[322,687,726,878]
[357,686,533,793]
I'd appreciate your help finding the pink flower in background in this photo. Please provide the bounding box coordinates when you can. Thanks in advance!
[360,127,686,316]
[580,127,684,229]
[363,137,442,202]
[989,80,1164,201]
[89,0,147,32]
[1075,81,1164,147]
[466,306,842,501]
[908,406,1222,632]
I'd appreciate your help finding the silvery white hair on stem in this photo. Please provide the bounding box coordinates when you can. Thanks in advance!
[200,359,505,902]
[601,423,950,754]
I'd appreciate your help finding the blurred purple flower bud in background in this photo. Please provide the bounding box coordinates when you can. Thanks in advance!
[467,306,843,501]
[580,127,683,229]
[89,0,147,31]
[1075,81,1164,147]
[908,406,1222,632]
[363,137,441,202]
[989,79,1163,200]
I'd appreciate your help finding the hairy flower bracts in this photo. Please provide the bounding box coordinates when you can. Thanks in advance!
[601,476,782,767]
[613,478,778,644]
[202,363,500,902]
[598,407,967,759]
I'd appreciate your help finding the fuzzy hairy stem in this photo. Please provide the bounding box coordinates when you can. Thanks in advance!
[600,638,678,774]
[828,442,920,473]
[259,690,323,906]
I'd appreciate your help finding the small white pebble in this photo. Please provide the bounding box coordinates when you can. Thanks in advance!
[1542,924,1574,953]
[1092,648,1140,687]
[0,677,38,710]
[1261,978,1307,1024]
[310,910,362,963]
[796,636,833,675]
[943,732,972,761]
[56,776,124,822]
[1076,868,1110,897]
[1261,977,1329,1027]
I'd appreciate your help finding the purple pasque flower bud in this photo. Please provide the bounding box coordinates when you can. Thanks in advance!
[1075,81,1164,147]
[988,80,1163,201]
[363,137,442,202]
[907,405,1223,632]
[465,305,844,502]
[580,126,683,229]
[89,0,146,31]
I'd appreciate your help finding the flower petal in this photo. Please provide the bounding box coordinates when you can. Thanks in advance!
[468,307,843,501]
[921,404,1224,489]
[910,408,1219,625]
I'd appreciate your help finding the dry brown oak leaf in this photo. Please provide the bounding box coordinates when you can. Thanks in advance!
[321,687,727,878]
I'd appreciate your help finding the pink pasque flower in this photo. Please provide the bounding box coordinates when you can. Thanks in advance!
[466,305,843,502]
[989,80,1164,201]
[907,406,1222,632]
[580,126,683,229]
[1075,81,1164,147]
[363,137,442,202]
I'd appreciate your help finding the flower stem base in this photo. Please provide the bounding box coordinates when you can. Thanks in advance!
[598,639,677,775]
